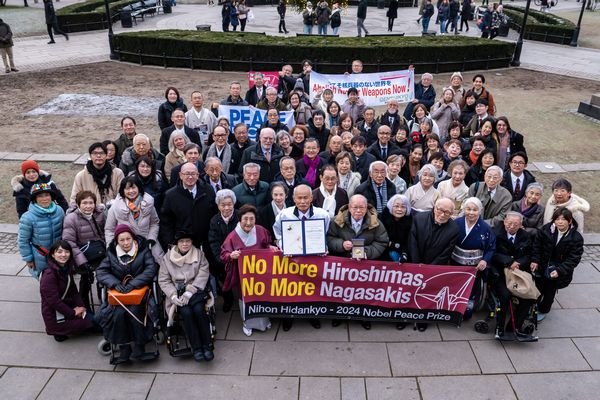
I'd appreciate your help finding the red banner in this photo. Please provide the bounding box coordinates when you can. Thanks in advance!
[239,250,477,325]
[248,71,280,89]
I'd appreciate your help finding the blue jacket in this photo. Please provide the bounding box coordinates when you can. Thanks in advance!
[18,202,65,278]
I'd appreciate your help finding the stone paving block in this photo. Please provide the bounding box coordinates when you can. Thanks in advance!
[341,377,366,400]
[275,319,350,342]
[349,321,442,342]
[0,225,18,234]
[539,309,600,339]
[532,162,566,173]
[252,341,391,377]
[562,163,600,172]
[388,341,480,377]
[573,338,600,370]
[0,301,45,332]
[0,254,25,276]
[226,314,277,341]
[148,374,299,400]
[470,340,516,374]
[0,275,40,302]
[508,371,600,400]
[365,378,421,400]
[419,375,516,400]
[438,313,495,341]
[0,366,6,377]
[299,377,340,400]
[117,340,253,375]
[0,152,8,160]
[82,372,155,400]
[0,367,54,400]
[556,284,600,309]
[3,152,33,161]
[73,154,89,165]
[503,338,590,373]
[38,369,94,400]
[32,153,81,162]
[0,331,113,371]
[570,262,600,284]
[213,309,231,341]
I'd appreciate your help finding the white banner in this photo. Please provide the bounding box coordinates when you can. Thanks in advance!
[218,105,296,141]
[309,70,415,106]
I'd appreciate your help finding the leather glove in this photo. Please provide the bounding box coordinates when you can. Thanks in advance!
[114,284,127,293]
[181,291,193,306]
[171,295,184,307]
[122,284,134,293]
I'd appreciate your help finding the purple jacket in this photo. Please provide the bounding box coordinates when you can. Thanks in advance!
[62,204,106,267]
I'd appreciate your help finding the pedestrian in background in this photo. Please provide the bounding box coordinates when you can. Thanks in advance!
[43,0,69,44]
[356,0,369,37]
[330,2,342,35]
[277,0,288,34]
[387,0,399,32]
[0,18,17,73]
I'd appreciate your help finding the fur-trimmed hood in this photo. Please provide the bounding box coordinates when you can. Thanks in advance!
[11,170,51,192]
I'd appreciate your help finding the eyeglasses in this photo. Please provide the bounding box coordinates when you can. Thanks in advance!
[435,207,452,216]
[91,151,106,156]
[181,172,199,177]
[511,161,526,166]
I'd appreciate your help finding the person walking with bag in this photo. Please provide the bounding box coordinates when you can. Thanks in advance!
[43,0,68,44]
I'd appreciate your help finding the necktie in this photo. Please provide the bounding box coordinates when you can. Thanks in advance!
[510,236,515,244]
[514,177,521,198]
[302,216,307,221]
[215,183,221,192]
[381,147,387,159]
[354,222,361,234]
[265,150,271,162]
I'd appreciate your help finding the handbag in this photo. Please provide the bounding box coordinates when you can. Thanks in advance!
[108,275,149,306]
[505,268,541,300]
[80,240,106,263]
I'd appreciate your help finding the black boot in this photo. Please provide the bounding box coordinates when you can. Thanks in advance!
[193,348,205,362]
[54,335,68,342]
[114,344,132,364]
[131,343,145,360]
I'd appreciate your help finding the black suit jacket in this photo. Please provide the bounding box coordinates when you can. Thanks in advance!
[492,226,532,272]
[245,85,267,107]
[367,141,403,162]
[351,152,377,182]
[501,169,536,202]
[203,172,238,195]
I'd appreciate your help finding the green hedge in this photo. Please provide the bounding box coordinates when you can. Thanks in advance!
[56,0,141,33]
[113,30,516,73]
[503,5,576,45]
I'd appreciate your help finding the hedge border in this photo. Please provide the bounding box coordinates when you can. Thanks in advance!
[112,30,516,73]
[503,5,576,45]
[56,0,141,33]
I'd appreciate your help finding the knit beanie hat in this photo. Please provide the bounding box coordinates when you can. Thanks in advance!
[21,160,40,175]
[450,72,463,82]
[114,224,135,240]
[30,182,55,201]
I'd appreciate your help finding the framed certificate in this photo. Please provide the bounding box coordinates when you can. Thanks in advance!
[281,218,327,256]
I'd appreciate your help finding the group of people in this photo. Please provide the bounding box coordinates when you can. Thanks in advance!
[17,61,589,361]
[219,0,250,32]
[301,1,343,36]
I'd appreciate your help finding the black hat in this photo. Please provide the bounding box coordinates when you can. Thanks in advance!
[173,230,194,244]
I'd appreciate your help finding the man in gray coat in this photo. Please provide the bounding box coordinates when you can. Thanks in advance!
[468,165,512,229]
[0,18,17,73]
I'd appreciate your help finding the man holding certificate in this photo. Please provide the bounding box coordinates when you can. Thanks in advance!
[273,184,330,331]
[326,194,389,330]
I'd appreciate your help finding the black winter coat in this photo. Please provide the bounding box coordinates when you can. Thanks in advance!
[409,210,460,265]
[532,223,584,289]
[208,211,238,269]
[159,181,217,249]
[157,99,188,131]
[96,236,156,290]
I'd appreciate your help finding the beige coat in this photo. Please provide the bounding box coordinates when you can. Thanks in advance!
[69,166,124,205]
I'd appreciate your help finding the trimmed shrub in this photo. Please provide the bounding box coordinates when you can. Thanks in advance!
[113,30,516,73]
[503,5,576,45]
[56,0,141,33]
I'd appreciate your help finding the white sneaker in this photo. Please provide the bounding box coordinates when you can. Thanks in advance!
[242,326,253,337]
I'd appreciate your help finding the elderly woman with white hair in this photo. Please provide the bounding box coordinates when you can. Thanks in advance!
[511,182,545,235]
[404,164,441,213]
[164,131,191,181]
[381,194,412,263]
[437,159,469,216]
[452,196,496,320]
[208,189,238,313]
[119,133,165,177]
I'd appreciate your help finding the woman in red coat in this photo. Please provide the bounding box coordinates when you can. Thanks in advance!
[221,204,277,337]
[39,240,94,342]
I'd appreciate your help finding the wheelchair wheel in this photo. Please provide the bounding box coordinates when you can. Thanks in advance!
[97,339,112,356]
[475,280,488,312]
[521,321,535,335]
[156,330,166,345]
[474,320,489,334]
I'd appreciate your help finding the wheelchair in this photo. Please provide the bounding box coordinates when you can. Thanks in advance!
[473,280,538,342]
[96,278,164,364]
[165,275,218,358]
